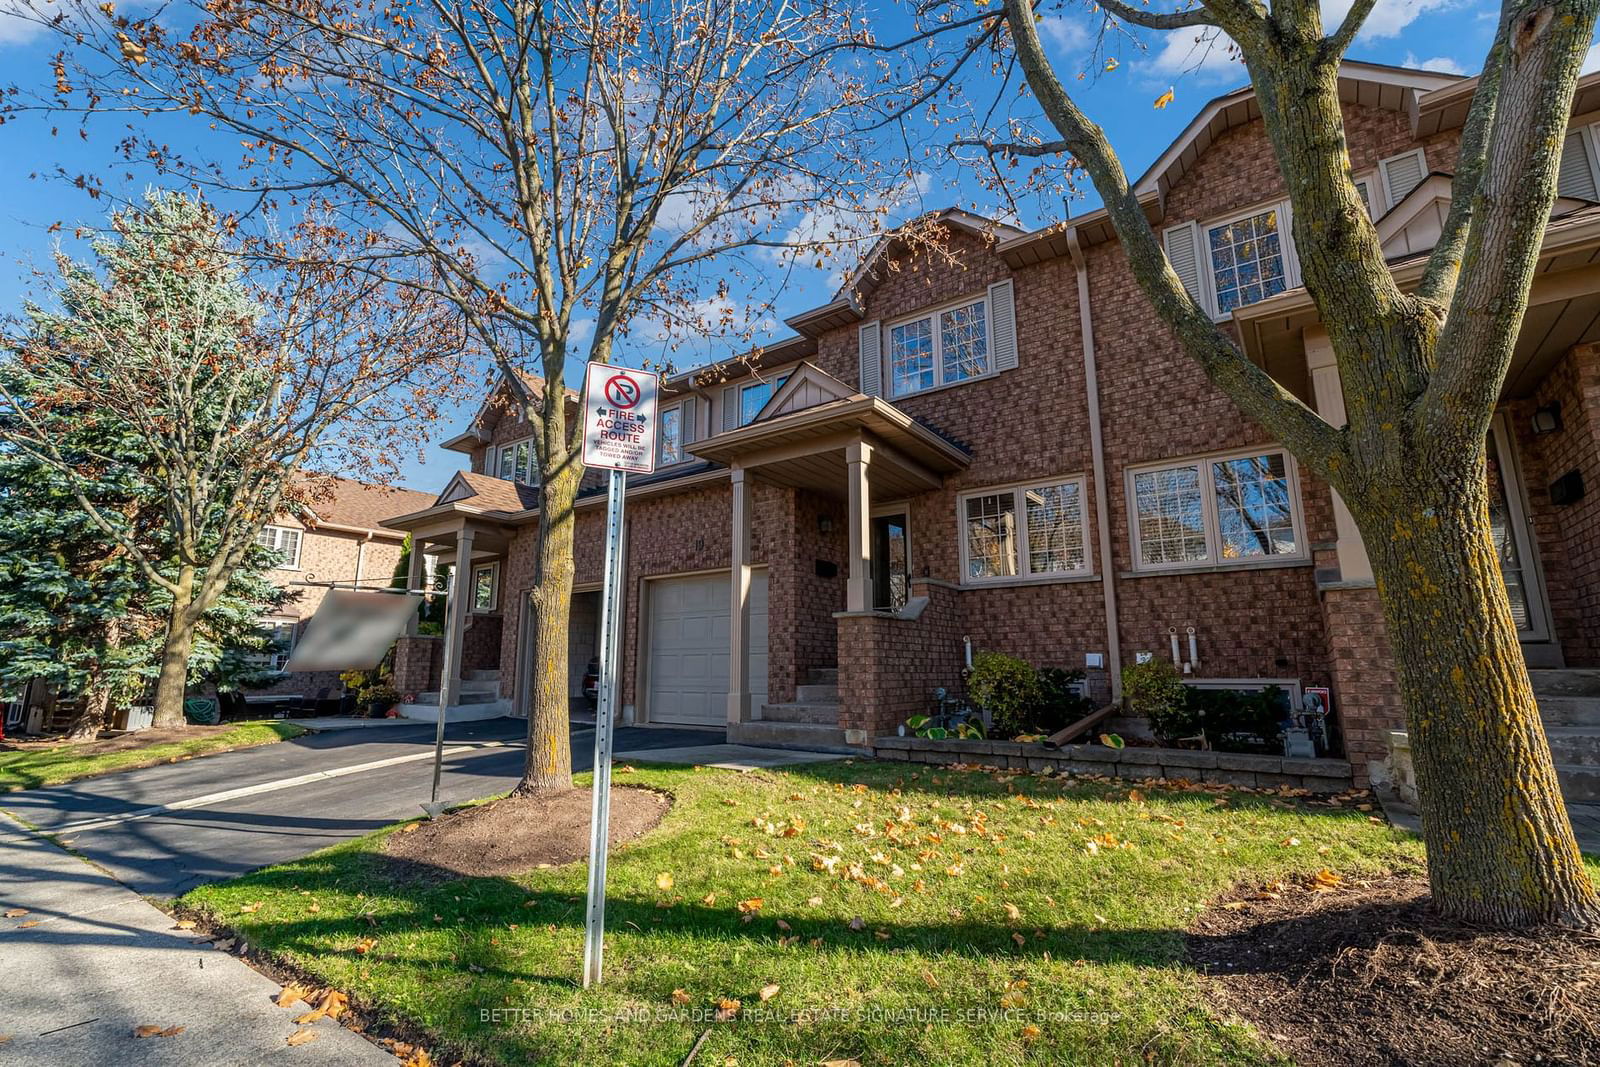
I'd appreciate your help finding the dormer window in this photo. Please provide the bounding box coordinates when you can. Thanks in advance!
[491,436,536,484]
[889,297,990,398]
[1164,199,1299,320]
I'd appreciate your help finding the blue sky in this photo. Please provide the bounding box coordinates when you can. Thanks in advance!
[0,0,1582,491]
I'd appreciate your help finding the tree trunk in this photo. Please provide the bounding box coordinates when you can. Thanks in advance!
[152,564,197,728]
[514,460,580,797]
[64,684,112,741]
[1356,448,1600,928]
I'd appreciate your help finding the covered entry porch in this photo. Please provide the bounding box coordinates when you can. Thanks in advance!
[689,365,970,744]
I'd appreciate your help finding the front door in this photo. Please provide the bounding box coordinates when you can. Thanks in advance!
[870,512,910,612]
[1487,417,1549,642]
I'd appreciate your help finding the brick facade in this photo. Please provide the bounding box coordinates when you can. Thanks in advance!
[404,69,1600,775]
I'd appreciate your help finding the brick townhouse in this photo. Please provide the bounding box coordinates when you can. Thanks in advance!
[383,60,1600,786]
[253,476,434,703]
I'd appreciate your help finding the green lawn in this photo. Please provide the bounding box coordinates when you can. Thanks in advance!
[0,720,304,792]
[183,760,1421,1066]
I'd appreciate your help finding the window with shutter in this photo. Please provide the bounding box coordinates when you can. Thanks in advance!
[721,386,739,432]
[988,279,1018,373]
[1558,129,1598,200]
[680,396,698,444]
[1379,149,1427,209]
[1163,221,1204,308]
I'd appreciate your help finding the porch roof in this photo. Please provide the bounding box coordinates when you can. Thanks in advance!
[688,391,970,496]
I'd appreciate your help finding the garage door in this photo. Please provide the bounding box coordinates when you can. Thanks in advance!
[647,570,768,726]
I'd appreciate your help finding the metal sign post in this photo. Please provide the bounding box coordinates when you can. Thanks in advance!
[578,361,658,988]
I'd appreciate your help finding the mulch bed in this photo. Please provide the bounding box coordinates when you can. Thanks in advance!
[382,786,671,880]
[1188,870,1600,1066]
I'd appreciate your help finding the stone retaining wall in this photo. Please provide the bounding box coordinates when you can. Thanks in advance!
[873,735,1353,793]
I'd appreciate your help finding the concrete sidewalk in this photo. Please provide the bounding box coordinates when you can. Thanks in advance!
[0,814,391,1066]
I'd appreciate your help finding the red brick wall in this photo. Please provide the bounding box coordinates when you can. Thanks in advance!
[394,635,441,698]
[1320,586,1402,783]
[838,579,964,737]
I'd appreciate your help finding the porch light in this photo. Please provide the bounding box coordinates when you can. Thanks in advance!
[818,514,834,534]
[1532,403,1563,435]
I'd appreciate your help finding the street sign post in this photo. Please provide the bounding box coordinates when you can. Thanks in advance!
[579,361,658,988]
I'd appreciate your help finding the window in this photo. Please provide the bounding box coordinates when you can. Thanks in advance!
[1130,449,1305,571]
[737,375,788,427]
[889,298,990,398]
[472,563,498,612]
[960,478,1089,583]
[491,437,536,484]
[255,525,303,569]
[256,619,297,671]
[1378,148,1427,210]
[659,405,683,466]
[1206,207,1289,315]
[1558,126,1600,201]
[1353,176,1377,218]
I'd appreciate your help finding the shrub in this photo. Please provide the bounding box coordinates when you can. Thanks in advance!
[1190,685,1287,752]
[1122,659,1198,741]
[967,651,1043,738]
[1035,667,1095,733]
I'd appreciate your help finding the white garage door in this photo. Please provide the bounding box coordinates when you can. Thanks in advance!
[647,570,768,726]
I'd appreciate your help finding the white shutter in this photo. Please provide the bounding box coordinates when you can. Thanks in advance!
[987,279,1018,373]
[679,396,699,444]
[721,385,739,432]
[1379,149,1426,209]
[1163,221,1206,311]
[1558,129,1598,200]
[857,320,882,398]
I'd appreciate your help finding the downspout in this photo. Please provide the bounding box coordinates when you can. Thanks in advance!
[1068,227,1123,704]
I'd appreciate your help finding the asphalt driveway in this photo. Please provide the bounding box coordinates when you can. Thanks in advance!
[0,719,720,897]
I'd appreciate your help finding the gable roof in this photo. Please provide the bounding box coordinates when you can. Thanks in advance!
[749,362,859,423]
[433,471,540,513]
[300,475,435,537]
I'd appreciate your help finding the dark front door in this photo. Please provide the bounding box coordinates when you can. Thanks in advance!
[871,512,910,612]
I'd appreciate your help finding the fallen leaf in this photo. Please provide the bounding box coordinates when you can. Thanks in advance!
[920,970,939,989]
[656,872,675,891]
[400,822,420,833]
[701,892,717,906]
[775,919,792,932]
[736,897,763,914]
[715,997,741,1021]
[276,983,312,1008]
[286,1029,318,1046]
[1127,789,1145,804]
[819,1060,861,1067]
[353,937,376,954]
[1002,902,1021,922]
[758,982,780,1002]
[133,1024,185,1038]
[671,989,692,1005]
[239,901,264,914]
[1311,868,1342,889]
[173,919,197,930]
[400,1049,433,1067]
[3,908,26,918]
[17,920,40,928]
[1221,901,1249,911]
[848,916,865,931]
[294,988,349,1025]
[307,902,320,914]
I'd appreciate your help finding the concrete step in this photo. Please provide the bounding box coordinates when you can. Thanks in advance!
[727,720,857,753]
[760,702,840,725]
[1544,726,1600,767]
[806,668,839,685]
[795,683,840,703]
[1531,669,1600,698]
[415,689,500,706]
[1558,763,1600,805]
[1538,695,1600,727]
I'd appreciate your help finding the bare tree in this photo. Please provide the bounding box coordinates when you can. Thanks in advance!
[870,0,1600,927]
[0,191,467,726]
[7,0,921,792]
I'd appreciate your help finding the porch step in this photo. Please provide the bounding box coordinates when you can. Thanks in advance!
[760,702,840,726]
[727,720,858,754]
[795,683,840,703]
[1544,726,1600,767]
[1532,669,1600,699]
[1538,695,1600,727]
[415,689,500,707]
[806,668,839,686]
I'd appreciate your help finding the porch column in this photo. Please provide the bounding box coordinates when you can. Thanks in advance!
[443,527,475,708]
[405,536,426,635]
[728,465,753,724]
[846,439,874,612]
[1305,329,1372,582]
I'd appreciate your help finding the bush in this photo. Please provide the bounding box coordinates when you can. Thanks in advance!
[967,651,1043,738]
[1035,667,1095,734]
[1122,659,1198,741]
[1189,685,1287,752]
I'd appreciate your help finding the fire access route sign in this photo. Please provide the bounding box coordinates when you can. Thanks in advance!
[581,362,659,474]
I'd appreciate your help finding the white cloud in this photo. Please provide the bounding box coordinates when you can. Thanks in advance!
[1142,27,1243,83]
[1402,51,1467,74]
[0,0,48,47]
[1321,0,1456,41]
[1040,15,1092,54]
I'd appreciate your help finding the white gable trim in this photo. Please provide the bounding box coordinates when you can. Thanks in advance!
[751,362,858,423]
[436,473,479,505]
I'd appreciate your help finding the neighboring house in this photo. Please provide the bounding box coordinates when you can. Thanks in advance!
[254,476,434,702]
[383,61,1600,788]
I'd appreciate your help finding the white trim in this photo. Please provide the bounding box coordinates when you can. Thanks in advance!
[1378,148,1428,210]
[257,524,304,570]
[956,475,1093,585]
[885,291,997,399]
[1126,446,1309,574]
[657,399,689,467]
[1489,413,1554,643]
[1184,677,1304,707]
[471,561,500,613]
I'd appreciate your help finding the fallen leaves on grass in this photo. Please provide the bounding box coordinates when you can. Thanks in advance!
[715,997,741,1021]
[656,872,675,891]
[133,1024,185,1038]
[735,897,762,915]
[671,989,692,1006]
[353,937,377,954]
[1002,902,1021,922]
[286,1029,318,1046]
[239,901,264,914]
[758,982,780,1002]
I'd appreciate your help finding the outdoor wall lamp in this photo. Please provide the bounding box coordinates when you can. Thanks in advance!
[817,514,834,534]
[1532,403,1563,435]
